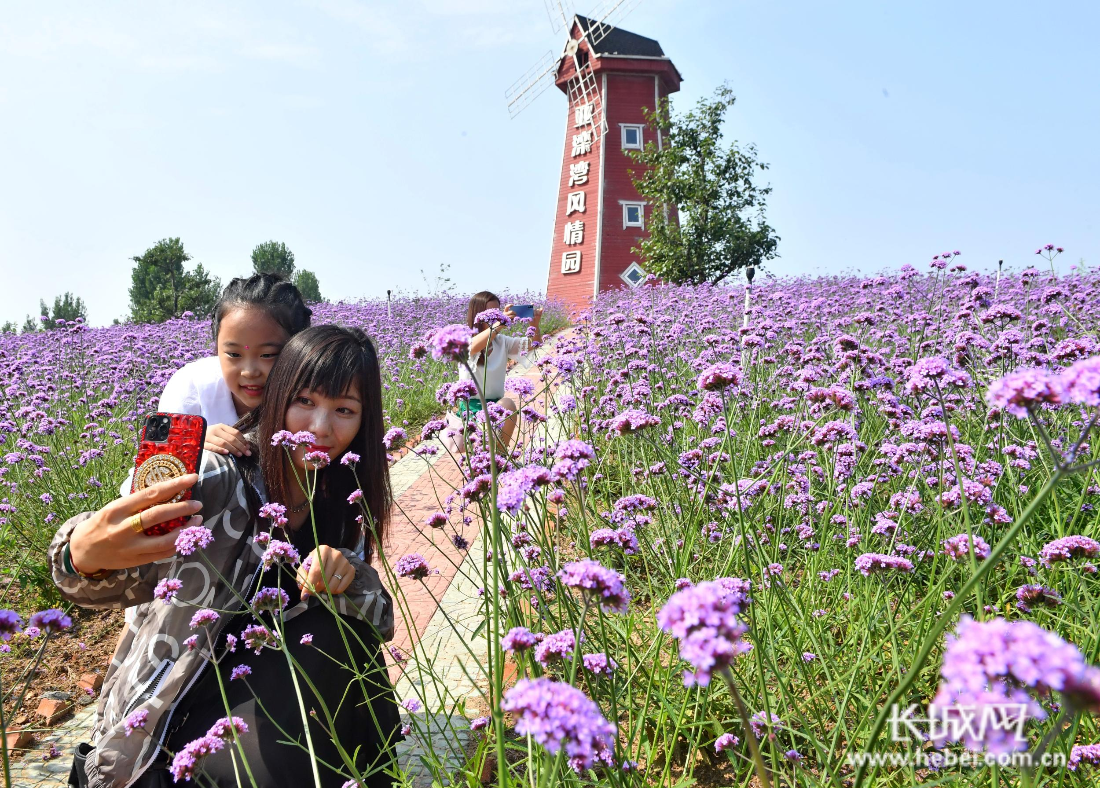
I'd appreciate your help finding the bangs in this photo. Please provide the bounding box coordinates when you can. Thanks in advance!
[289,336,365,400]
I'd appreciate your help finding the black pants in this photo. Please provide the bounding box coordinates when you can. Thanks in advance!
[75,608,402,788]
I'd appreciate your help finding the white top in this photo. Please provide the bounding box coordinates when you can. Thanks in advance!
[458,334,528,400]
[158,356,240,427]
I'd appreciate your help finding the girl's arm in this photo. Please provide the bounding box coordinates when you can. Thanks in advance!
[467,324,500,356]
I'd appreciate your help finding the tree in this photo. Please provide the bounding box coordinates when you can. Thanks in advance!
[251,241,296,279]
[1,321,17,334]
[293,270,323,303]
[628,83,779,285]
[129,238,221,323]
[21,315,40,334]
[38,292,87,328]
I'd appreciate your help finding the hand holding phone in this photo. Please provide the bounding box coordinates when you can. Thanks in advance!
[69,475,203,575]
[130,413,207,535]
[510,304,535,320]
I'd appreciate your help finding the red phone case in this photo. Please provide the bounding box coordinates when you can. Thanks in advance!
[131,413,207,535]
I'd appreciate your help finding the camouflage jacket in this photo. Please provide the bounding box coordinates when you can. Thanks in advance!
[49,451,394,788]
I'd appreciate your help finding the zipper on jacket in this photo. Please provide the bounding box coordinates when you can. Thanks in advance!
[122,658,175,720]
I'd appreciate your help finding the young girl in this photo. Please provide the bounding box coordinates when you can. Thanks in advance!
[452,291,542,453]
[56,326,399,788]
[157,272,313,459]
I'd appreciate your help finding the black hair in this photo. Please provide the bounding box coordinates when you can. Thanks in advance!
[212,273,313,345]
[237,325,391,554]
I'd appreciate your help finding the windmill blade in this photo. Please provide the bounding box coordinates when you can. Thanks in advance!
[566,61,608,141]
[586,0,644,48]
[544,0,573,33]
[506,50,561,118]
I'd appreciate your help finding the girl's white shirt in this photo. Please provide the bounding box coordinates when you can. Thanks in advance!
[458,334,528,400]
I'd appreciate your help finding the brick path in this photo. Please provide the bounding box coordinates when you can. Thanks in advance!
[7,336,564,787]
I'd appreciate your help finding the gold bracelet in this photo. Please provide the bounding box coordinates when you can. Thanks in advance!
[129,512,144,534]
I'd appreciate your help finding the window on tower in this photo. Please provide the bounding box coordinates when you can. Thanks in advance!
[621,124,643,150]
[622,201,645,229]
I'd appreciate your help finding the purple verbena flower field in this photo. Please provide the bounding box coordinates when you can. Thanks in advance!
[8,253,1100,786]
[394,252,1100,785]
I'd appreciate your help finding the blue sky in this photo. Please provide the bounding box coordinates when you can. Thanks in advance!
[1,0,1097,326]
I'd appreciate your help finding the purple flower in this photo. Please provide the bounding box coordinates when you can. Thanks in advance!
[931,616,1100,752]
[154,578,183,603]
[124,709,149,736]
[1015,584,1062,613]
[339,451,360,466]
[496,465,553,516]
[557,559,631,613]
[534,629,577,666]
[383,427,407,450]
[714,732,739,753]
[986,368,1064,417]
[470,716,490,731]
[400,698,422,713]
[1060,356,1100,407]
[241,623,277,654]
[582,653,617,676]
[1069,743,1100,771]
[697,362,742,392]
[184,635,199,651]
[189,609,219,629]
[657,578,753,687]
[0,610,23,641]
[430,324,474,362]
[424,511,447,528]
[175,526,214,556]
[394,553,432,580]
[230,664,252,681]
[1039,535,1100,568]
[607,409,660,437]
[207,716,249,741]
[474,308,512,327]
[251,587,290,612]
[261,540,301,570]
[258,502,288,527]
[854,553,914,576]
[502,626,539,653]
[905,356,970,394]
[170,734,225,781]
[749,711,784,740]
[501,678,616,773]
[303,451,329,468]
[29,608,71,634]
[942,534,991,561]
[347,489,363,504]
[452,533,470,550]
[300,633,314,646]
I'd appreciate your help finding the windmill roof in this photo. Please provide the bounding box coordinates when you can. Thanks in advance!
[575,14,667,58]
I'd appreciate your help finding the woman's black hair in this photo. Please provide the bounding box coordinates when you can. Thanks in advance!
[212,273,313,345]
[236,325,391,554]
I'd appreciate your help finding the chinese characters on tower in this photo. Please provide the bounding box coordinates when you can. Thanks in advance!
[562,101,593,275]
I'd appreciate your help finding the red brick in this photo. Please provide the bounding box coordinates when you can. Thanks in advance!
[36,697,73,726]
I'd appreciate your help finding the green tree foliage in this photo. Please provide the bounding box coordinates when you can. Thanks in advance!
[1,321,18,334]
[21,315,40,334]
[293,269,323,303]
[628,83,779,285]
[40,292,87,328]
[251,241,296,279]
[129,238,221,323]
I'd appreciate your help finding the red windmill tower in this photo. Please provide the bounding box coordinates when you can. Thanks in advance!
[507,1,682,314]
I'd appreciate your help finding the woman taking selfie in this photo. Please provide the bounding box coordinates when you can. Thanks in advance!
[52,325,400,788]
[452,291,542,454]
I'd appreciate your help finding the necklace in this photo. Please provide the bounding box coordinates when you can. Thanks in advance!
[288,499,310,514]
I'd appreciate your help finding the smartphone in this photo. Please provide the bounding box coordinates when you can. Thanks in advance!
[511,304,535,320]
[130,413,207,535]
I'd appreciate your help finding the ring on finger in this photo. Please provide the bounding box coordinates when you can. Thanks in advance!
[129,511,144,534]
[333,572,343,581]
